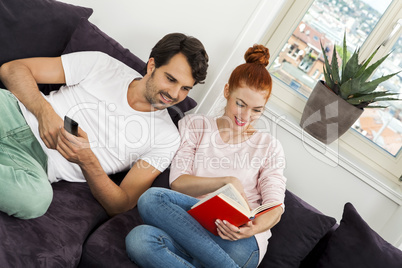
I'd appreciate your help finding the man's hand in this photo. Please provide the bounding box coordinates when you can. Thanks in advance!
[56,127,94,165]
[37,107,64,149]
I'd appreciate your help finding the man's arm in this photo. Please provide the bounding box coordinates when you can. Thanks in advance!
[57,127,160,216]
[83,159,160,216]
[0,58,66,148]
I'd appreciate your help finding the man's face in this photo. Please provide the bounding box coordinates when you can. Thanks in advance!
[144,53,195,110]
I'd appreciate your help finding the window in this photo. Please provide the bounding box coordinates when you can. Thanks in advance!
[312,69,320,79]
[352,32,402,156]
[263,0,402,184]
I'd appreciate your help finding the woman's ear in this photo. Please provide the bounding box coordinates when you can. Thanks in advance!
[224,83,230,99]
[146,58,156,74]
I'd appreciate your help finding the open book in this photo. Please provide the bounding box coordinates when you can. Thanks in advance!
[187,183,282,235]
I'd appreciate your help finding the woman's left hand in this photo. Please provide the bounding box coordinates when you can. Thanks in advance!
[215,219,256,241]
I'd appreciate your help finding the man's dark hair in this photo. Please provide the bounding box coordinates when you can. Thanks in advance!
[149,33,209,85]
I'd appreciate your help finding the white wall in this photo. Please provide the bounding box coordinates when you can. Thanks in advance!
[60,0,402,246]
[60,0,284,106]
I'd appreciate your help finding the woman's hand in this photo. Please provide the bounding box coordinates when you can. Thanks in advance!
[215,219,257,241]
[56,127,94,165]
[215,206,284,241]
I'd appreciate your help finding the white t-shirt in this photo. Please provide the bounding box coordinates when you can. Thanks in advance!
[19,51,180,183]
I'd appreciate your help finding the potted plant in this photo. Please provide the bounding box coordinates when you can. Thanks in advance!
[300,33,400,144]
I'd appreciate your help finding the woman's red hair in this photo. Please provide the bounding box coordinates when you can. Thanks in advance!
[227,44,272,101]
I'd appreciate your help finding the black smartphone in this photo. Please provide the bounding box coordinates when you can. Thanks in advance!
[64,116,78,136]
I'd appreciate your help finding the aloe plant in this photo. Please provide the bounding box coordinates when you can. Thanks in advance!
[321,33,400,109]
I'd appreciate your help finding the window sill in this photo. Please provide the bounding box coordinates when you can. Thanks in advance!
[263,99,402,205]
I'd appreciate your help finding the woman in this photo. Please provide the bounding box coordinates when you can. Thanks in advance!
[125,44,286,268]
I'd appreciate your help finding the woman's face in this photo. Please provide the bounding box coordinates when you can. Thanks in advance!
[223,83,268,132]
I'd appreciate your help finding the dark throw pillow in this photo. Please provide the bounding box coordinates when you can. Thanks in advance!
[317,202,402,268]
[260,190,337,267]
[62,18,147,76]
[0,0,93,89]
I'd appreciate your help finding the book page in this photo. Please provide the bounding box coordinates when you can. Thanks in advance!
[250,202,282,217]
[217,184,249,210]
[191,183,248,210]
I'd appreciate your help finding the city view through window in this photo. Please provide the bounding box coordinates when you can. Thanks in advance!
[269,0,402,156]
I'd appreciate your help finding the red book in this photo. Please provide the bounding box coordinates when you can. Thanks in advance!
[187,183,282,236]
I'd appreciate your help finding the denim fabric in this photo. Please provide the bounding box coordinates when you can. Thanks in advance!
[125,188,259,268]
[0,89,52,219]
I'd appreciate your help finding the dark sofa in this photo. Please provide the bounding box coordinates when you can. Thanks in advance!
[1,1,401,267]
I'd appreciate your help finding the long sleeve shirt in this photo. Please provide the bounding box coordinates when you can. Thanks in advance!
[170,114,287,264]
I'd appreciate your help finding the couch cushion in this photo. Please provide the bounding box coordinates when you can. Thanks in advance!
[0,0,93,89]
[58,18,197,126]
[317,202,402,268]
[79,208,141,268]
[80,188,337,268]
[79,169,171,268]
[259,190,337,268]
[0,181,108,267]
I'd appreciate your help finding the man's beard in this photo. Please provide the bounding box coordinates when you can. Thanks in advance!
[145,74,179,110]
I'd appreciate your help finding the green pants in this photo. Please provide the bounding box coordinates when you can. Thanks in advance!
[0,89,52,219]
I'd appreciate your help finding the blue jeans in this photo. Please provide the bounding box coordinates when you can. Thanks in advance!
[0,89,52,219]
[125,188,259,268]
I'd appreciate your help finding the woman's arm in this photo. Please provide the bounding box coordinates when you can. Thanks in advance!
[170,115,248,198]
[171,174,246,198]
[216,137,287,241]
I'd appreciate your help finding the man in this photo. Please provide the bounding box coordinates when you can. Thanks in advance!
[0,33,209,219]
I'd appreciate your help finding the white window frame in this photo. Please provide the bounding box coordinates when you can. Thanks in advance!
[261,0,402,185]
